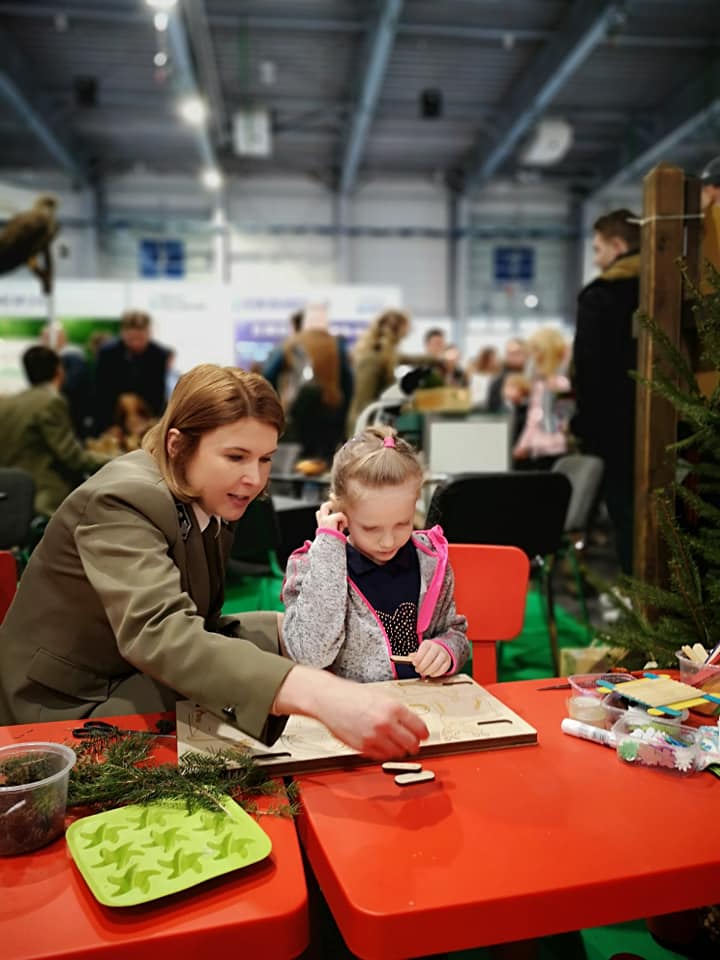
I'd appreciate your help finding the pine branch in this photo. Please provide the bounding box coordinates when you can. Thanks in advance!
[67,734,296,817]
[635,312,701,392]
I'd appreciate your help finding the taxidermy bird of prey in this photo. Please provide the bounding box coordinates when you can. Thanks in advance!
[0,194,60,294]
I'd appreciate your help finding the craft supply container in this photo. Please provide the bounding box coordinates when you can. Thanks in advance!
[0,742,76,855]
[612,716,701,775]
[568,672,634,700]
[675,652,720,716]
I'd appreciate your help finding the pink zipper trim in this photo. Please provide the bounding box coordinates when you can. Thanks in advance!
[348,578,398,679]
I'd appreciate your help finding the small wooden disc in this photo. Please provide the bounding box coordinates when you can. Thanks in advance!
[381,761,423,774]
[394,770,435,786]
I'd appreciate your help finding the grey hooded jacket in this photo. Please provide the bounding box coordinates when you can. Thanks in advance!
[282,525,469,682]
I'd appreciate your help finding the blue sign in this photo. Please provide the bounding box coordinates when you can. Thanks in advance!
[139,239,185,278]
[493,246,534,282]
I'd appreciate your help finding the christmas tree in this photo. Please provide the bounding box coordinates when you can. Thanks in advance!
[598,264,720,668]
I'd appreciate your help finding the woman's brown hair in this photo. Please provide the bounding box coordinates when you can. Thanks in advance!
[284,329,342,408]
[330,425,423,506]
[143,364,284,501]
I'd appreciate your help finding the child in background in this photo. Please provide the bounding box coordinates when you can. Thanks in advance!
[282,426,469,682]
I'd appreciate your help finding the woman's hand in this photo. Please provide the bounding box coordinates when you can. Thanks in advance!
[316,500,347,533]
[272,665,429,760]
[411,641,452,678]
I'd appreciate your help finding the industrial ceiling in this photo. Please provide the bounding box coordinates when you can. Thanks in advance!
[0,0,718,198]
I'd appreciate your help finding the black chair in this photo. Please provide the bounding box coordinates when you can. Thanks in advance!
[0,468,35,551]
[426,471,572,675]
[552,454,605,635]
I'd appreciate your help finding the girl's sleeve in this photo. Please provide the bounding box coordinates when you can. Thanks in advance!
[281,530,350,668]
[424,562,470,674]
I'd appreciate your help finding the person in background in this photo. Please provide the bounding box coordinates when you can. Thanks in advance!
[282,326,349,465]
[282,426,469,682]
[423,327,447,360]
[467,345,501,407]
[263,305,353,453]
[40,324,93,438]
[487,338,528,413]
[513,327,570,471]
[0,364,428,761]
[94,310,169,434]
[442,343,468,387]
[571,208,640,575]
[0,346,109,516]
[346,309,412,434]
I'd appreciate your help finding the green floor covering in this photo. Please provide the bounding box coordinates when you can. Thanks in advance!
[222,577,688,960]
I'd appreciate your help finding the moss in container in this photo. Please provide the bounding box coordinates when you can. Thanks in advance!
[0,743,76,855]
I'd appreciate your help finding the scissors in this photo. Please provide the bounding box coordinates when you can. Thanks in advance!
[71,720,176,741]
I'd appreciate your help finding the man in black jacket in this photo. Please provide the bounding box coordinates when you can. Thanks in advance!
[571,209,640,574]
[94,310,169,434]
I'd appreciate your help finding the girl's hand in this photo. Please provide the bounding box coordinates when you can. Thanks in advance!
[411,641,452,678]
[316,500,347,533]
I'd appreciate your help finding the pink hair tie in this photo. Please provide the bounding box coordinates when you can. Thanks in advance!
[383,436,396,448]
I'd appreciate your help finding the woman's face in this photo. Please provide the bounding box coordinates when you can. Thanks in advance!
[171,418,278,521]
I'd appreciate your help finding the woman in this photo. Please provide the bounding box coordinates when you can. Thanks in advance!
[346,309,411,435]
[0,365,427,759]
[283,327,348,463]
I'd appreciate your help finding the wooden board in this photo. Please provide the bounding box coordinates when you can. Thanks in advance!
[176,676,538,776]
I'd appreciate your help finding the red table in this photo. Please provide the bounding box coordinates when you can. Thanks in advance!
[0,713,308,960]
[295,679,720,959]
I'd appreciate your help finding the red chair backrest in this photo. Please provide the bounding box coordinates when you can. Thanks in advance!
[0,550,17,625]
[448,543,529,684]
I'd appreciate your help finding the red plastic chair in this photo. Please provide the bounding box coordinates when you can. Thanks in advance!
[448,543,530,684]
[0,550,17,625]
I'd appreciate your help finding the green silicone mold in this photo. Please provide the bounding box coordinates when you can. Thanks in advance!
[66,797,272,906]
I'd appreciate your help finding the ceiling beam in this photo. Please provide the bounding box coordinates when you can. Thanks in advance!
[462,0,624,193]
[0,5,717,51]
[589,58,720,199]
[338,0,403,195]
[0,24,88,184]
[182,0,227,147]
[166,5,218,172]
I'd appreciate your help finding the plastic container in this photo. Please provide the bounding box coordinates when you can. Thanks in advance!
[613,715,701,775]
[568,672,634,700]
[0,742,76,855]
[675,652,720,716]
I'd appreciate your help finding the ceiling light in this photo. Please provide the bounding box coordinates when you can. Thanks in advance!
[179,96,207,125]
[153,12,169,31]
[145,0,177,10]
[202,168,223,190]
[153,51,168,67]
[524,294,539,309]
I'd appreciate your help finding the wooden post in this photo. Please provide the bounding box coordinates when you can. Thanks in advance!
[634,164,685,586]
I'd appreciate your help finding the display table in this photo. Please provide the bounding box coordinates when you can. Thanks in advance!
[295,679,720,959]
[0,713,309,960]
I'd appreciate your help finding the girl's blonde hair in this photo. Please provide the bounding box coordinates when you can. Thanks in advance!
[527,327,567,378]
[143,364,284,501]
[330,425,423,506]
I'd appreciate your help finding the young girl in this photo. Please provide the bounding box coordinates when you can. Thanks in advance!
[282,426,469,682]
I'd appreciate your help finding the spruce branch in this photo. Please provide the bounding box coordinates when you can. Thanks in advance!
[67,734,298,817]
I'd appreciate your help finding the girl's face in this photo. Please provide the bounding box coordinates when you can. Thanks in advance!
[343,478,418,565]
[169,417,277,521]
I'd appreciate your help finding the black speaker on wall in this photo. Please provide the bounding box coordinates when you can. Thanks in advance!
[74,75,98,108]
[420,88,443,119]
